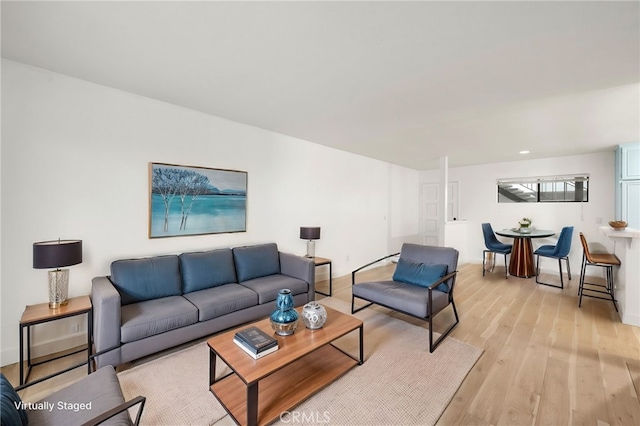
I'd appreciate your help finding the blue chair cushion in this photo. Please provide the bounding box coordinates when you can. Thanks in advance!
[233,243,281,283]
[534,244,557,257]
[487,242,512,253]
[392,257,449,293]
[1,373,28,426]
[179,249,238,293]
[110,255,182,305]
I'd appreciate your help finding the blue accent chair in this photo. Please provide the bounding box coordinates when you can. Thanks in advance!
[534,226,573,288]
[482,223,512,279]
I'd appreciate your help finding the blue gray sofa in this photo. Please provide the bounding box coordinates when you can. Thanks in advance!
[91,243,314,368]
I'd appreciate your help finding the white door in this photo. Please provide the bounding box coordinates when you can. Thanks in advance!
[421,183,439,246]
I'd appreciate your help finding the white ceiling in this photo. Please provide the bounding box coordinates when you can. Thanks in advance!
[2,1,639,170]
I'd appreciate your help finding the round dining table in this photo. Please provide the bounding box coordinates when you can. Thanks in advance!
[494,228,555,278]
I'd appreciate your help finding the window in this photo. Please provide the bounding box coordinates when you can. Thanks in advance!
[497,174,589,203]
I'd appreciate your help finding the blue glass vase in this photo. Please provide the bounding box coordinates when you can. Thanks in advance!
[270,289,299,336]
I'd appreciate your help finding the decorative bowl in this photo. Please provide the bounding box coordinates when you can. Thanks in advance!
[609,220,627,230]
[301,301,327,329]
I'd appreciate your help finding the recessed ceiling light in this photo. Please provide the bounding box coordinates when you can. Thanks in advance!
[519,150,530,155]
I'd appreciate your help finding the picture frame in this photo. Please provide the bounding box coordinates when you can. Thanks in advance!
[149,162,247,238]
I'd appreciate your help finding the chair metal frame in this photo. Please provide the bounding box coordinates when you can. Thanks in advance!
[578,232,620,311]
[534,226,573,289]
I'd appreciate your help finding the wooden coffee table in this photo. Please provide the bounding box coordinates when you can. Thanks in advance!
[207,305,363,426]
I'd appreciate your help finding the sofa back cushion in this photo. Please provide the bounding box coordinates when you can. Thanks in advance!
[179,249,237,294]
[110,255,182,305]
[233,243,280,282]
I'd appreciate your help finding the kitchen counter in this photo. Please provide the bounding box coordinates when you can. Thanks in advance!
[599,226,640,327]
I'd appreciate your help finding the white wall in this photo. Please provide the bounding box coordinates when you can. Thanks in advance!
[0,60,419,365]
[421,152,616,271]
[389,164,420,253]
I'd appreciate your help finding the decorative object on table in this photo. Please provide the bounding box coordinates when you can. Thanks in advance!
[518,217,532,233]
[149,162,247,238]
[270,289,299,335]
[33,239,83,308]
[609,220,627,230]
[301,301,328,329]
[519,217,532,229]
[300,226,321,257]
[233,326,278,359]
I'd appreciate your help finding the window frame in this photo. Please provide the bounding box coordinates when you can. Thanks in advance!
[497,174,589,203]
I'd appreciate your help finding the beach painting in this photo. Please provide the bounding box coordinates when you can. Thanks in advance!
[149,162,247,238]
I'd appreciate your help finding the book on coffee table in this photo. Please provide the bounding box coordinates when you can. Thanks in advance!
[234,326,278,352]
[233,338,279,359]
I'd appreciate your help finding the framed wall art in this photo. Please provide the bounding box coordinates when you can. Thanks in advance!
[149,162,247,238]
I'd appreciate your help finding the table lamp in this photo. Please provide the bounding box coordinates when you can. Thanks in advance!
[300,227,321,258]
[33,239,83,308]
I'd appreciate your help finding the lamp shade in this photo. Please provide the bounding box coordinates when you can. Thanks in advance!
[300,227,321,240]
[33,240,83,269]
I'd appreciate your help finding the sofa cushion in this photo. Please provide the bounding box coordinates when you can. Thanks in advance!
[352,280,450,318]
[111,255,182,305]
[238,274,308,304]
[120,296,198,343]
[393,258,449,292]
[1,373,27,426]
[183,283,258,322]
[233,243,280,283]
[180,249,237,294]
[26,366,130,426]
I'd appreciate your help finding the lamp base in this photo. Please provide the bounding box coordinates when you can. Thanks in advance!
[306,240,316,258]
[48,269,69,309]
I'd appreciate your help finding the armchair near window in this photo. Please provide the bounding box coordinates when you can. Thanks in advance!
[351,243,459,352]
[1,366,145,426]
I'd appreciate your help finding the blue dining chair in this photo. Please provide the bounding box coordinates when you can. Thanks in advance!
[534,226,573,289]
[482,223,512,279]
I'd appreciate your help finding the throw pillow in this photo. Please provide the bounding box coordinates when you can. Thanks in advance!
[393,258,449,292]
[1,373,28,426]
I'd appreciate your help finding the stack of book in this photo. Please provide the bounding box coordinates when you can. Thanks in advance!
[233,326,279,359]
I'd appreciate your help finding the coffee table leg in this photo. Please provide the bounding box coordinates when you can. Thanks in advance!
[247,382,258,426]
[209,349,217,386]
[358,324,364,365]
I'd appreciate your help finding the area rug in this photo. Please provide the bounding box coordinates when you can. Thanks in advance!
[117,297,483,425]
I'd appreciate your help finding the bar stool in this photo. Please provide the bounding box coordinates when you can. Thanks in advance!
[578,232,621,311]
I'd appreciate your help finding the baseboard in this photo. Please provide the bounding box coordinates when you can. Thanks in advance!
[620,312,640,327]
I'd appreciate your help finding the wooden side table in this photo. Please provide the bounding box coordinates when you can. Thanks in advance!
[313,256,332,297]
[19,295,93,387]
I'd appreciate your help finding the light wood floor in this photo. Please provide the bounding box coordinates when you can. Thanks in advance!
[3,262,639,425]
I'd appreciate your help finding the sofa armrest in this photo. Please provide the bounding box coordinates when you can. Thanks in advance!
[279,252,315,300]
[91,277,122,367]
